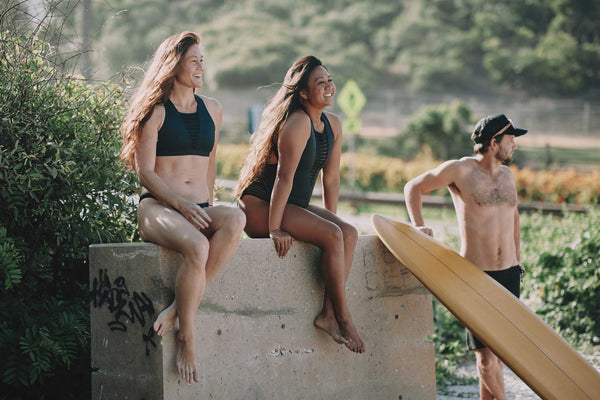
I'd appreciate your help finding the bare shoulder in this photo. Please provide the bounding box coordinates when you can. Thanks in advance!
[146,103,166,130]
[198,95,222,114]
[281,110,312,136]
[150,103,166,118]
[499,164,515,175]
[323,111,341,128]
[435,157,474,174]
[323,111,342,138]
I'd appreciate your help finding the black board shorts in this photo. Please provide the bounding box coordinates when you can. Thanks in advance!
[466,265,522,351]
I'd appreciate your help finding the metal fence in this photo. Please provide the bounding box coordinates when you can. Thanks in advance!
[209,89,600,140]
[357,91,600,138]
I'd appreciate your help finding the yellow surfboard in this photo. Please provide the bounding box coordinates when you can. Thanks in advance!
[371,214,600,400]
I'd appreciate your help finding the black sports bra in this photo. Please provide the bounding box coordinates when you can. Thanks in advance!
[156,95,215,157]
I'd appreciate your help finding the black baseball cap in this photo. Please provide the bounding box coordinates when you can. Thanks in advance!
[471,114,527,144]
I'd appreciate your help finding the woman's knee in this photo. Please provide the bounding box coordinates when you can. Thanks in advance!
[340,223,358,248]
[318,223,344,248]
[182,235,210,265]
[227,208,247,233]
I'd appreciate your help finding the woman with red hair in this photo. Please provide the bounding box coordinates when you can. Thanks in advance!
[121,31,245,383]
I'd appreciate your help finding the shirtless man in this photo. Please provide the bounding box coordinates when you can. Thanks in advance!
[404,114,527,400]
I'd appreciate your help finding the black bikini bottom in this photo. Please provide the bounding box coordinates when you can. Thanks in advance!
[139,192,209,208]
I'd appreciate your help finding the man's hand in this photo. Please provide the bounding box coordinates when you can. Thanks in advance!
[416,225,433,237]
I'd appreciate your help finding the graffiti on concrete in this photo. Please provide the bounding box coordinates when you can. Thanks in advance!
[142,325,157,356]
[90,268,156,356]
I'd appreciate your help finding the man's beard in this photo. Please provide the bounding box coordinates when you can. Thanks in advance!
[496,151,513,165]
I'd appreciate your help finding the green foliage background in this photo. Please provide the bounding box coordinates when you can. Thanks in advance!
[46,0,600,96]
[0,33,138,398]
[521,210,600,349]
[1,1,598,398]
[377,101,473,161]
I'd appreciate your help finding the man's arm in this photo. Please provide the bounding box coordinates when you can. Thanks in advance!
[514,206,523,272]
[404,159,461,236]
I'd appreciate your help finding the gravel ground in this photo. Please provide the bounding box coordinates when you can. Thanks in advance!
[438,353,600,399]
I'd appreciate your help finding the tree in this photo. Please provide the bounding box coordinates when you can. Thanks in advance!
[0,18,138,398]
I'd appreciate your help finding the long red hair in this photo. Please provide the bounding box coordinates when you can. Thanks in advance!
[120,31,200,170]
[234,56,325,197]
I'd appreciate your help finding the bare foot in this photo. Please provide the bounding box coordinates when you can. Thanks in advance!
[338,319,365,354]
[314,313,350,345]
[176,332,199,384]
[153,301,178,336]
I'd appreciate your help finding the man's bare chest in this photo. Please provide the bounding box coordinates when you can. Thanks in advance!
[459,168,517,207]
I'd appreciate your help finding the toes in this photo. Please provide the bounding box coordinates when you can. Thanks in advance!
[333,335,350,345]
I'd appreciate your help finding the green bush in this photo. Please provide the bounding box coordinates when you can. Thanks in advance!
[216,144,250,180]
[0,34,138,398]
[377,101,473,161]
[431,300,477,391]
[521,210,600,349]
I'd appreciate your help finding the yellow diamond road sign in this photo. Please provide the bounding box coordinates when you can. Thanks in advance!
[337,80,366,119]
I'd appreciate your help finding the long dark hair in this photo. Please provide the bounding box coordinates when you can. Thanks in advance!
[235,56,325,196]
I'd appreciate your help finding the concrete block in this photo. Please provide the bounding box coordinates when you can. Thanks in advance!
[90,235,435,399]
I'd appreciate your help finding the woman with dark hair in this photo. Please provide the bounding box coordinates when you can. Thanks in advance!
[235,56,365,353]
[120,31,246,383]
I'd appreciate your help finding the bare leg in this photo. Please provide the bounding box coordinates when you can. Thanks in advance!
[306,205,359,349]
[153,206,246,335]
[202,206,247,283]
[476,348,506,400]
[138,200,241,384]
[174,244,207,385]
[240,195,365,353]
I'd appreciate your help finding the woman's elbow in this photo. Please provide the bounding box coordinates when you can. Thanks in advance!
[135,168,154,185]
[275,171,294,186]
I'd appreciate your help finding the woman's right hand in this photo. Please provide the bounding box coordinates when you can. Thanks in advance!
[269,228,294,258]
[179,201,212,230]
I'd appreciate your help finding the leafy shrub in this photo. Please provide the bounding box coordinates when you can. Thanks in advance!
[520,210,600,349]
[513,167,600,205]
[431,300,477,391]
[377,101,473,161]
[0,34,138,398]
[218,144,600,205]
[339,150,440,192]
[216,144,250,180]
